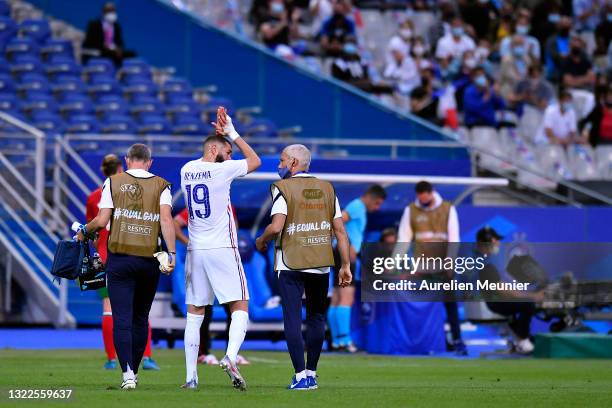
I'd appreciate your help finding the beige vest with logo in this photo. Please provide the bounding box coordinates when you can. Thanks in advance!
[108,172,170,257]
[272,176,336,270]
[409,201,451,259]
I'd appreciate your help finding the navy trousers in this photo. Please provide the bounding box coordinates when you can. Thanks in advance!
[106,252,160,373]
[277,270,329,373]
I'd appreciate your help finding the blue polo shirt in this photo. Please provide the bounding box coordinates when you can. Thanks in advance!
[344,198,367,252]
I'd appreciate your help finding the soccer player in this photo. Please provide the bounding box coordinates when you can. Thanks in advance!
[180,107,261,390]
[85,154,159,371]
[327,185,386,352]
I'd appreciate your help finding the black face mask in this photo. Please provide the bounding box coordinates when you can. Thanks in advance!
[215,153,225,163]
[559,28,570,36]
[571,47,581,56]
[607,100,612,107]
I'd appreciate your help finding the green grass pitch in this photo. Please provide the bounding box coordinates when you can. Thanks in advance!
[1,349,611,407]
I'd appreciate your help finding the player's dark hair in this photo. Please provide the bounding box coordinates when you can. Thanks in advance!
[415,181,433,193]
[126,143,151,162]
[100,154,122,177]
[203,135,231,151]
[365,184,387,200]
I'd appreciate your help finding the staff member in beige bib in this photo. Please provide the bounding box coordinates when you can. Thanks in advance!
[256,144,351,391]
[78,143,176,389]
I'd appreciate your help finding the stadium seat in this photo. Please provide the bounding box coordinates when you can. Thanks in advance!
[123,78,158,100]
[0,92,18,111]
[171,115,212,136]
[101,114,137,134]
[595,146,612,180]
[4,37,39,62]
[32,111,65,133]
[243,252,283,322]
[59,94,94,117]
[41,38,74,62]
[129,95,164,118]
[0,72,15,93]
[96,98,129,117]
[0,16,17,50]
[87,75,121,100]
[536,144,571,179]
[567,145,598,181]
[66,114,100,134]
[21,92,57,116]
[204,97,234,115]
[119,63,152,84]
[17,72,50,95]
[137,114,171,135]
[45,58,82,82]
[51,77,86,101]
[0,0,9,17]
[470,126,509,170]
[83,58,115,81]
[19,19,51,44]
[245,117,279,138]
[9,55,43,78]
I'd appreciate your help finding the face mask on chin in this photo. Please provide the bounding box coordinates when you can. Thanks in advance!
[104,12,117,24]
[419,199,432,207]
[278,166,291,179]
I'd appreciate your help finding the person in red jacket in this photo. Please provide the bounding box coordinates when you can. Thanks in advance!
[86,154,159,371]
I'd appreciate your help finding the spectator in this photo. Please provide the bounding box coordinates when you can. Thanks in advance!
[410,85,439,124]
[538,89,587,145]
[459,0,499,41]
[384,45,420,98]
[531,0,563,50]
[320,0,356,57]
[560,34,596,91]
[386,19,415,65]
[435,17,476,64]
[259,0,295,51]
[579,85,612,146]
[82,2,136,67]
[309,0,333,38]
[594,4,612,57]
[463,67,506,128]
[572,0,605,33]
[513,63,555,112]
[331,38,391,94]
[499,35,533,104]
[249,0,270,32]
[499,14,541,62]
[544,15,572,81]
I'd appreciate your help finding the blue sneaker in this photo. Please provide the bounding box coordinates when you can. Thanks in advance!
[142,357,160,370]
[104,359,117,370]
[307,376,318,390]
[454,340,468,356]
[287,376,310,390]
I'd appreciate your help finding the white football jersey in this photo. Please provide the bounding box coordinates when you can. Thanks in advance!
[180,158,248,250]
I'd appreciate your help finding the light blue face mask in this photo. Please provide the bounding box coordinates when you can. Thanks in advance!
[513,45,526,57]
[607,13,612,22]
[451,27,464,37]
[271,2,284,14]
[343,43,358,55]
[562,102,573,112]
[474,75,487,87]
[278,165,291,179]
[548,13,561,23]
[516,25,529,35]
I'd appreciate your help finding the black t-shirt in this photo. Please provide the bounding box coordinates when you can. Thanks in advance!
[260,17,289,49]
[560,53,592,78]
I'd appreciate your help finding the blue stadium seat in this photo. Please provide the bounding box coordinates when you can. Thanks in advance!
[165,100,200,119]
[245,117,278,137]
[22,95,57,118]
[119,63,152,84]
[101,114,136,134]
[0,72,14,93]
[87,75,121,100]
[66,114,100,134]
[4,37,39,62]
[205,97,234,115]
[96,98,129,117]
[123,78,158,100]
[122,58,151,71]
[45,58,82,82]
[51,77,86,101]
[129,95,164,118]
[32,111,65,133]
[83,58,115,80]
[0,16,17,50]
[59,95,94,117]
[9,55,43,78]
[162,78,192,95]
[0,0,10,17]
[0,56,9,74]
[19,19,51,44]
[243,251,283,322]
[17,72,50,95]
[0,92,18,111]
[41,38,74,62]
[137,114,171,135]
[171,116,212,136]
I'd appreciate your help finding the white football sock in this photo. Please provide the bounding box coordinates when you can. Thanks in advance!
[295,370,307,381]
[184,312,204,383]
[306,369,316,378]
[226,310,248,363]
[123,364,135,381]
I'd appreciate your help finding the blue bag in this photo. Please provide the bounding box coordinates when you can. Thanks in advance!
[50,240,85,281]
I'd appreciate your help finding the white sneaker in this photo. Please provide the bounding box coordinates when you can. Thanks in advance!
[121,379,136,390]
[516,338,534,354]
[235,354,250,365]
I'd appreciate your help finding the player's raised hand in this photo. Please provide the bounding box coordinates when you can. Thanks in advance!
[211,106,240,141]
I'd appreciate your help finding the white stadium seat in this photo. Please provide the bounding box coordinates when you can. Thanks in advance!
[536,144,572,179]
[567,145,599,181]
[470,126,508,170]
[596,145,612,180]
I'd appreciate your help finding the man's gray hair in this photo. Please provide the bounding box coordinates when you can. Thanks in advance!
[284,144,311,171]
[126,143,151,162]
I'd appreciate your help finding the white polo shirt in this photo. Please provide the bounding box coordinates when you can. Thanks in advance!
[435,34,476,60]
[99,169,173,209]
[537,104,577,143]
[271,173,342,274]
